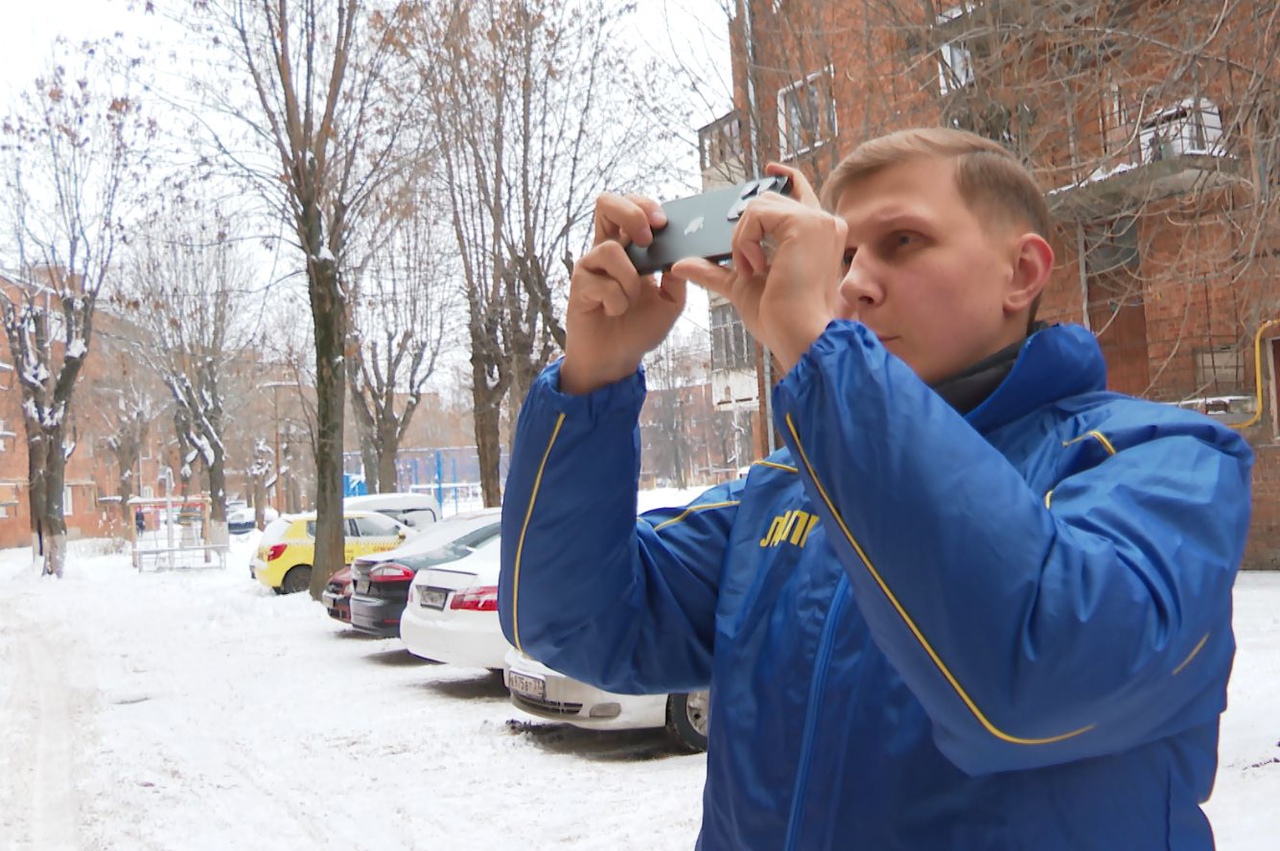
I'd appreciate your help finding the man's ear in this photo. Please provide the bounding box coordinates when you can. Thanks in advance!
[1004,233,1054,315]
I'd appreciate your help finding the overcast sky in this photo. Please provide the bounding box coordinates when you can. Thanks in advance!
[2,1,734,119]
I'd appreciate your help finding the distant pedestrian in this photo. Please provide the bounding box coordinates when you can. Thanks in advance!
[135,508,145,534]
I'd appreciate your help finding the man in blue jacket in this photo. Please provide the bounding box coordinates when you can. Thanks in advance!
[498,127,1253,849]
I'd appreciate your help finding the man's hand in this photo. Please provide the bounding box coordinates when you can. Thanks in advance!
[560,193,687,395]
[673,164,845,373]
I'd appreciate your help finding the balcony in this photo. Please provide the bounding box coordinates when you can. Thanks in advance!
[1049,98,1245,218]
[698,111,747,190]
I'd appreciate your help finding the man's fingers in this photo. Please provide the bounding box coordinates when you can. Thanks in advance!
[656,271,688,317]
[576,242,647,316]
[594,192,667,247]
[671,258,734,300]
[765,162,820,209]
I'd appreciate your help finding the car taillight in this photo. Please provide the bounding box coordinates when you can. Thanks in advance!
[449,585,498,612]
[266,544,287,561]
[369,563,414,582]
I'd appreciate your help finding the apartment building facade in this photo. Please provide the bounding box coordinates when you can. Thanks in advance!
[704,0,1280,566]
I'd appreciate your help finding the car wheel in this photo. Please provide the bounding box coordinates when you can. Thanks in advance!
[665,690,710,753]
[280,566,312,595]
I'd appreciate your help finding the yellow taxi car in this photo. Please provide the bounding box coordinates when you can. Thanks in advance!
[251,510,409,594]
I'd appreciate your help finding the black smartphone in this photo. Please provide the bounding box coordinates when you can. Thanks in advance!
[625,175,793,275]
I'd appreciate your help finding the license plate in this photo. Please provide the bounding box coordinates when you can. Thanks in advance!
[355,580,370,595]
[419,587,448,609]
[507,670,546,701]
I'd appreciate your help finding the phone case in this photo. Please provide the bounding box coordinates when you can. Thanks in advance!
[625,176,792,275]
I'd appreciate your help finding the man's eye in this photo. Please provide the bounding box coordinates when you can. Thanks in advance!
[841,248,856,267]
[893,233,919,248]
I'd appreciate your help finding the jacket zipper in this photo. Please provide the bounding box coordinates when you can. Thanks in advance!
[783,573,849,851]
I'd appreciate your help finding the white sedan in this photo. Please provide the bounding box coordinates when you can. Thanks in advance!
[400,536,512,670]
[504,648,709,753]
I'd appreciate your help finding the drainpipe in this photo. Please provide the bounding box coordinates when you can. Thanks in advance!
[741,0,777,453]
[1077,221,1091,331]
[1229,318,1280,430]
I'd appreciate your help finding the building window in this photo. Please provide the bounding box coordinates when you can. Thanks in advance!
[936,5,976,94]
[1140,98,1223,163]
[0,418,13,453]
[777,66,837,160]
[63,486,74,517]
[1195,345,1245,395]
[699,112,743,172]
[710,302,755,372]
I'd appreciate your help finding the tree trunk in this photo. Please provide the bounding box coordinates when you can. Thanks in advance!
[208,456,229,548]
[376,422,399,493]
[252,476,267,531]
[359,431,380,494]
[474,400,502,508]
[472,346,503,508]
[310,256,347,599]
[40,428,70,578]
[115,440,139,523]
[26,430,47,566]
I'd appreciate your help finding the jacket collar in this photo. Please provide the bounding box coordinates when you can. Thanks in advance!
[964,323,1108,433]
[930,335,1024,415]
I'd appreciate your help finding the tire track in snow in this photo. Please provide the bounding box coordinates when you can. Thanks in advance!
[0,613,81,851]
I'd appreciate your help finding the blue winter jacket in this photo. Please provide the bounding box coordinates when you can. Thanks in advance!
[498,322,1253,850]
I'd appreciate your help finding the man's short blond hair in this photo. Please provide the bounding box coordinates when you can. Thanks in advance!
[820,127,1052,242]
[820,127,1051,327]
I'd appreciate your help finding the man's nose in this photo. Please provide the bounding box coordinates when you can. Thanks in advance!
[837,260,883,317]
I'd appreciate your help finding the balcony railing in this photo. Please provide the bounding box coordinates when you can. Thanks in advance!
[1051,98,1241,215]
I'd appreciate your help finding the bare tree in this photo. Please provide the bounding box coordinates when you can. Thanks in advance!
[84,329,168,522]
[179,0,423,595]
[346,179,455,493]
[0,45,150,576]
[403,0,688,505]
[119,203,258,546]
[642,327,714,490]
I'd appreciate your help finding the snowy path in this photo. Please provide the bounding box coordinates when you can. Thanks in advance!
[0,596,86,851]
[0,539,705,850]
[0,535,1277,850]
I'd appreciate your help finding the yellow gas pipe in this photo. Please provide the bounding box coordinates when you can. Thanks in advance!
[1230,318,1280,431]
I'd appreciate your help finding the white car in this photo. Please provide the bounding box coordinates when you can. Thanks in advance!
[344,492,440,530]
[400,535,511,670]
[504,647,710,753]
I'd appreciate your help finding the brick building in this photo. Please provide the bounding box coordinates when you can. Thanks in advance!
[703,0,1279,566]
[0,272,162,548]
[0,272,316,550]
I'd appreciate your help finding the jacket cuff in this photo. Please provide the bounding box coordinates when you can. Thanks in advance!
[534,359,647,423]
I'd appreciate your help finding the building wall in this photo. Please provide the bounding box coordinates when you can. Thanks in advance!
[728,0,1280,567]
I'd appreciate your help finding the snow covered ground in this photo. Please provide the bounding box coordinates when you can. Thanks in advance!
[1,508,1278,850]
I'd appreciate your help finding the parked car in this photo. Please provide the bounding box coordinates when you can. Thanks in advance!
[503,649,710,753]
[228,503,280,535]
[344,492,439,530]
[347,509,502,637]
[322,566,353,623]
[400,534,510,669]
[250,510,410,594]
